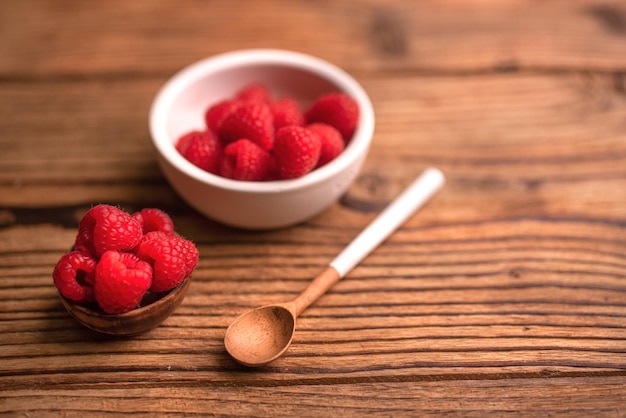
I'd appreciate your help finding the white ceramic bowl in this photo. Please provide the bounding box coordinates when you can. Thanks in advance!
[149,49,375,229]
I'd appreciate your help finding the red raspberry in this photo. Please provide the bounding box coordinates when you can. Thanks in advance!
[218,102,274,150]
[273,126,321,179]
[136,232,199,293]
[74,205,142,258]
[204,99,241,134]
[308,123,345,168]
[94,251,153,314]
[220,139,276,181]
[304,92,359,141]
[132,208,175,236]
[236,82,272,103]
[175,130,222,174]
[270,97,305,131]
[53,251,97,303]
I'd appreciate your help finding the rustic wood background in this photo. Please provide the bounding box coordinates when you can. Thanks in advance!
[1,0,625,415]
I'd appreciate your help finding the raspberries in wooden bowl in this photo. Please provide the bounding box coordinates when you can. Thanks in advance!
[53,204,198,336]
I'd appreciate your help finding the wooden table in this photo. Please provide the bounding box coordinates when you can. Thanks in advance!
[2,1,625,415]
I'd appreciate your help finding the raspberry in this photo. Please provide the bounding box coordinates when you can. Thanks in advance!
[94,251,153,314]
[236,82,272,103]
[220,139,276,181]
[74,204,143,258]
[132,208,175,236]
[270,97,305,131]
[304,92,359,141]
[273,126,321,179]
[307,123,345,168]
[53,251,97,303]
[177,83,358,182]
[218,102,274,150]
[175,130,222,174]
[136,232,199,293]
[204,99,241,134]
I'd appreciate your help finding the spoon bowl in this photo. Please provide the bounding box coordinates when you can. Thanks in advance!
[224,303,296,367]
[224,168,445,366]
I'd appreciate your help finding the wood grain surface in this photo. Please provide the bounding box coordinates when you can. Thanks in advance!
[1,0,625,416]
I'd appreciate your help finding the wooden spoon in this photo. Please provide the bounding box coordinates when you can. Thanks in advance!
[224,167,445,366]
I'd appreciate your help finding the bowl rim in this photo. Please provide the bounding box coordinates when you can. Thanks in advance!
[58,276,192,336]
[149,48,375,194]
[60,275,191,319]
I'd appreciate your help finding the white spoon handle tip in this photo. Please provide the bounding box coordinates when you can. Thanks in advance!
[330,167,445,277]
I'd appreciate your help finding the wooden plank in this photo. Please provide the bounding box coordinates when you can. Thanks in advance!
[2,377,626,416]
[0,0,625,77]
[1,73,625,223]
[1,217,625,388]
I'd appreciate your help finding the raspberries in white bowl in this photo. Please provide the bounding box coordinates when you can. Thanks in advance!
[53,204,198,315]
[149,49,375,229]
[175,82,359,182]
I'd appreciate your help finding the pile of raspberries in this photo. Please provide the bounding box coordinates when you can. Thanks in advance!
[175,82,359,181]
[53,204,199,314]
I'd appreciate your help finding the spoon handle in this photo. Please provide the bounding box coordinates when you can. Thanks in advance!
[330,167,445,277]
[293,167,444,316]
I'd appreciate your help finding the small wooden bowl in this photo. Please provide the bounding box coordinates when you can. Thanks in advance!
[59,276,192,337]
